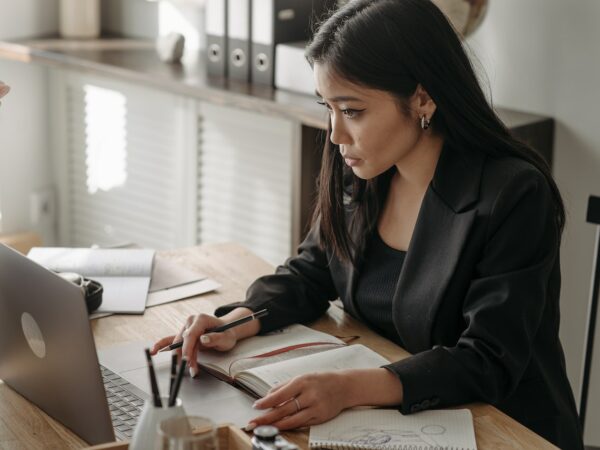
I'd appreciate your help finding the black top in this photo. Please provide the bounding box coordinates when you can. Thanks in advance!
[355,231,406,346]
[216,143,583,450]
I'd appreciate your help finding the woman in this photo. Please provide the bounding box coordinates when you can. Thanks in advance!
[153,1,583,447]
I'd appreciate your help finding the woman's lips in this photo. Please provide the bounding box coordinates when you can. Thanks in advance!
[344,157,361,167]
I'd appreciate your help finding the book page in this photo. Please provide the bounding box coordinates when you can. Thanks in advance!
[226,343,343,374]
[309,409,477,450]
[199,324,346,376]
[93,276,151,313]
[237,344,389,397]
[28,247,155,277]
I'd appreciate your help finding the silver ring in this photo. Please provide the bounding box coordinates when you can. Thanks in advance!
[293,397,301,413]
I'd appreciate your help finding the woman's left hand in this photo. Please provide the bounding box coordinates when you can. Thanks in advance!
[248,372,350,431]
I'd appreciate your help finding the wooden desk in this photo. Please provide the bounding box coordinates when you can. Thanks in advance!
[0,243,558,449]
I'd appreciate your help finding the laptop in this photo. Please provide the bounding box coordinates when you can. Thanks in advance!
[0,244,256,446]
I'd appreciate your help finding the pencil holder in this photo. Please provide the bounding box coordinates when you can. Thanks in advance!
[129,396,186,450]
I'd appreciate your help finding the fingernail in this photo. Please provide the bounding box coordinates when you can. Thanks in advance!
[189,366,197,378]
[200,335,210,344]
[252,401,261,409]
[246,422,256,431]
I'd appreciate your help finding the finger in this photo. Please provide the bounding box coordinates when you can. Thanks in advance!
[182,315,211,373]
[272,409,315,431]
[188,337,201,377]
[254,380,300,410]
[172,322,189,360]
[250,397,301,426]
[199,329,235,351]
[266,381,287,395]
[150,335,176,354]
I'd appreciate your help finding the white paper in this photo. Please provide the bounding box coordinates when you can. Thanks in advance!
[146,278,221,307]
[149,254,206,292]
[309,409,477,450]
[28,247,155,314]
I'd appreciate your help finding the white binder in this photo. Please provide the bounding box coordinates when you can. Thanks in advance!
[274,41,315,95]
[227,0,252,82]
[205,0,228,77]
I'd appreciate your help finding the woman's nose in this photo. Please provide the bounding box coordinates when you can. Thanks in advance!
[329,114,351,146]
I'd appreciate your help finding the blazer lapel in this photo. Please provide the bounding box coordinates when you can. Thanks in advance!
[393,191,476,351]
[393,144,485,352]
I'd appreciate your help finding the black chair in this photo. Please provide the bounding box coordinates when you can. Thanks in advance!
[580,195,600,432]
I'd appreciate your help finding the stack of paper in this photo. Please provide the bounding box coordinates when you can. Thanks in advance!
[147,253,220,307]
[28,247,155,314]
[28,248,221,318]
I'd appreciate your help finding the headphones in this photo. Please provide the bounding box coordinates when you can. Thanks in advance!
[56,272,103,313]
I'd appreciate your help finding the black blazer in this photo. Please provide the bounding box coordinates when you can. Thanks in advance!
[216,144,583,449]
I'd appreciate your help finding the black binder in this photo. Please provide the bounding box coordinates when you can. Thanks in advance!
[206,0,228,78]
[251,0,334,86]
[228,0,252,82]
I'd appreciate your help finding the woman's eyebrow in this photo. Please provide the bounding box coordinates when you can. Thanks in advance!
[315,90,363,103]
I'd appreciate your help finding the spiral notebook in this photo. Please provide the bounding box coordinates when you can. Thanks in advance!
[309,408,477,450]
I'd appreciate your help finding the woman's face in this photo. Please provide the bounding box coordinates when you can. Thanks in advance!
[313,62,424,180]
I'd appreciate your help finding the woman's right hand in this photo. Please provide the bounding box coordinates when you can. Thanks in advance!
[150,313,238,377]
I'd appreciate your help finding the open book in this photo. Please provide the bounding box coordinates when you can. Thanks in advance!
[28,247,155,314]
[309,408,477,450]
[198,324,390,398]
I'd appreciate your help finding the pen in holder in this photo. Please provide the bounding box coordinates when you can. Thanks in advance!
[129,396,186,450]
[129,349,188,450]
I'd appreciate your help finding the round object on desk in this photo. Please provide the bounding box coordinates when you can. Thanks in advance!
[156,32,186,63]
[55,272,103,313]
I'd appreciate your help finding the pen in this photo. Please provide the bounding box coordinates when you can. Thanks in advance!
[144,348,162,407]
[158,308,269,353]
[168,358,187,407]
[169,353,177,398]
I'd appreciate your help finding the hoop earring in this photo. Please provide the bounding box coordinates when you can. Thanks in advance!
[420,115,430,130]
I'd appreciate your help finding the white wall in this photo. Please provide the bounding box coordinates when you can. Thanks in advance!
[102,0,206,50]
[468,1,600,445]
[102,0,159,39]
[0,0,58,39]
[0,60,54,243]
[0,0,58,243]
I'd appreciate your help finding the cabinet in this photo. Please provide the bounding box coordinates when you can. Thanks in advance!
[50,70,301,265]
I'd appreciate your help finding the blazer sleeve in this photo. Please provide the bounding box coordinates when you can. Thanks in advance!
[214,221,339,333]
[384,167,560,414]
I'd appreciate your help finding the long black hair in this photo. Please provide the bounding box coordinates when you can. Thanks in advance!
[305,0,565,264]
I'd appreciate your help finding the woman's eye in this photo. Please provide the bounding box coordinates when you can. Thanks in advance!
[316,100,332,112]
[341,109,358,118]
[317,101,363,119]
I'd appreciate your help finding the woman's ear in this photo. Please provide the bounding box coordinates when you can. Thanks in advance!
[411,84,437,120]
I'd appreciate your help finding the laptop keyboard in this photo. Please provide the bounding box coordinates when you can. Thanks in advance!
[100,365,145,439]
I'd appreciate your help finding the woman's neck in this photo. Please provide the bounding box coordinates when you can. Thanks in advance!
[394,133,444,192]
